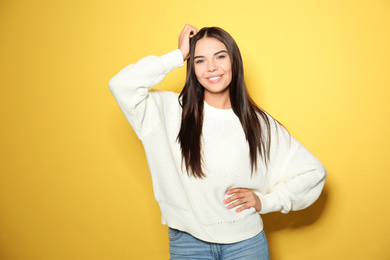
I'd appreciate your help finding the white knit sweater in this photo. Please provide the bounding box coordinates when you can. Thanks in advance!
[109,49,326,243]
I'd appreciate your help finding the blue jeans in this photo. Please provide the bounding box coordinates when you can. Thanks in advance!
[168,228,270,260]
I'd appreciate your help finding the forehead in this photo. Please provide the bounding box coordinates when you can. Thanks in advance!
[194,37,227,55]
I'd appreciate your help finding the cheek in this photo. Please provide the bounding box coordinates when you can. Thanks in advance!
[221,60,232,74]
[194,66,204,81]
[224,64,233,82]
[223,66,232,79]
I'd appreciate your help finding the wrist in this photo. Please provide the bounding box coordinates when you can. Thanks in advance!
[179,48,189,61]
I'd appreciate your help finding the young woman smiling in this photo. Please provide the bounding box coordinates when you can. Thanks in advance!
[109,24,326,260]
[193,37,232,108]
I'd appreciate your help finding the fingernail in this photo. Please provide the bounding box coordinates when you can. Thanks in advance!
[235,209,240,212]
[227,205,231,209]
[223,200,227,203]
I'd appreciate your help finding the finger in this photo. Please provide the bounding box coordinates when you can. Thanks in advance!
[235,203,252,212]
[223,193,245,204]
[187,26,198,38]
[227,193,256,207]
[226,198,247,209]
[181,24,191,34]
[226,195,256,208]
[191,26,199,36]
[226,188,249,195]
[178,25,197,48]
[226,192,251,203]
[232,198,257,212]
[178,25,190,41]
[180,24,197,38]
[224,190,253,204]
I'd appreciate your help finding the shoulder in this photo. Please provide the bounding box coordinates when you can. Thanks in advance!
[256,109,293,146]
[256,109,283,132]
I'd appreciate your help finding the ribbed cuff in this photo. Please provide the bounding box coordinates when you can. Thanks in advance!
[256,191,283,214]
[160,49,184,73]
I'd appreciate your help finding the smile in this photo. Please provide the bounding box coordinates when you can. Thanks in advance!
[207,75,223,83]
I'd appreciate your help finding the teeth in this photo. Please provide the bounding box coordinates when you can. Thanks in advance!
[209,76,221,81]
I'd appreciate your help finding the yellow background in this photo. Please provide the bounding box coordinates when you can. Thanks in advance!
[1,0,389,259]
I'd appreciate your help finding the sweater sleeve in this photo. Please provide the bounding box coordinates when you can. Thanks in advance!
[108,49,184,138]
[256,120,327,214]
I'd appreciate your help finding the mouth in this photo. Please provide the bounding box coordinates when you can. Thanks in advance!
[207,74,223,83]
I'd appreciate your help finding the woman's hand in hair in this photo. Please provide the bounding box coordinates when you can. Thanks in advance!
[224,188,262,212]
[178,24,198,61]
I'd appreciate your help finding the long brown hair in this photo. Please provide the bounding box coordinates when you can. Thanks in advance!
[177,27,271,178]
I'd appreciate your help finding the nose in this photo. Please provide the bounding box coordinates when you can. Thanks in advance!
[207,60,217,72]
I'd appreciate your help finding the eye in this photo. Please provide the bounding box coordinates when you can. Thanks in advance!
[216,55,226,60]
[195,59,205,64]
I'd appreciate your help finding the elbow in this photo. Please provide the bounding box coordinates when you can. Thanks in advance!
[310,157,327,191]
[318,162,327,186]
[300,165,327,210]
[291,163,327,212]
[108,76,117,93]
[108,75,125,97]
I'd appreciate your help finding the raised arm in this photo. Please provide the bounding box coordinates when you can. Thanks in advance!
[108,50,183,137]
[108,25,198,138]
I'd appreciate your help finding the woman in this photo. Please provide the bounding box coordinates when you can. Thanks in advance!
[109,24,326,259]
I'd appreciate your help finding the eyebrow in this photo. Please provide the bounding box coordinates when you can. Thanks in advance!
[194,50,228,60]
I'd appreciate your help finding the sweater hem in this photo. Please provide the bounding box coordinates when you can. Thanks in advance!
[159,202,264,244]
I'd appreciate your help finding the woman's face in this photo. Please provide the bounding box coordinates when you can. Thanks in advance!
[194,37,232,107]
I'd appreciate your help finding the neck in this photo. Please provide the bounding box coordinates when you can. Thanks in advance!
[204,92,231,109]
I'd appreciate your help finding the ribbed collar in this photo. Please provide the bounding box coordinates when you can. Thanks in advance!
[203,101,236,119]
